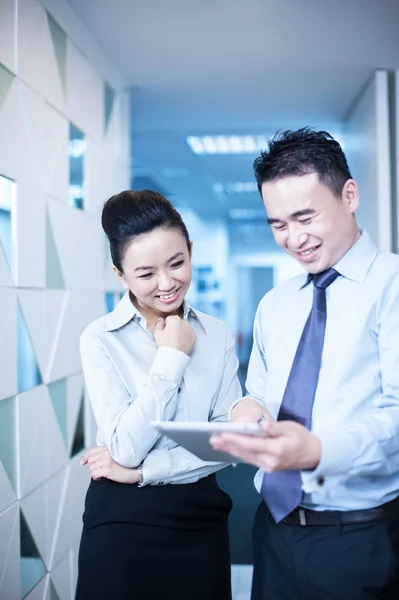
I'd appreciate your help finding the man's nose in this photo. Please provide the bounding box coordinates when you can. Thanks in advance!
[287,227,308,250]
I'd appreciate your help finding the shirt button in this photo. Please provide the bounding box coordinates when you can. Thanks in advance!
[178,387,181,393]
[317,476,325,486]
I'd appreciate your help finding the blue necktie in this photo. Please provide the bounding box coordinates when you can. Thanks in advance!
[261,268,340,523]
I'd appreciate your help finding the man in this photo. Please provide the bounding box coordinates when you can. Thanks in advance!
[211,128,399,599]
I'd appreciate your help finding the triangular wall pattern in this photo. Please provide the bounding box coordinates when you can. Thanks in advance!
[46,13,67,97]
[71,393,85,457]
[104,82,115,134]
[17,303,43,393]
[20,510,47,599]
[46,209,65,289]
[0,62,14,109]
[0,396,16,492]
[48,379,67,444]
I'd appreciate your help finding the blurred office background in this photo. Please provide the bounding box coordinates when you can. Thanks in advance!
[0,1,398,598]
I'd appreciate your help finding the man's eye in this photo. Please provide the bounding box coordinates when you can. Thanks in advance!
[171,260,184,269]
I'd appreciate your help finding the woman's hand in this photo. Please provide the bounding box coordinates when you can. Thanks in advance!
[154,315,196,355]
[81,446,140,484]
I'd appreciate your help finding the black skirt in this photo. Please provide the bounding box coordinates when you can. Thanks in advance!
[75,474,233,600]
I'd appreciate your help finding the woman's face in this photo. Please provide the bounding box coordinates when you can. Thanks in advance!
[115,227,192,319]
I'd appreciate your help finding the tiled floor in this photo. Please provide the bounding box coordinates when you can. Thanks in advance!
[231,564,253,600]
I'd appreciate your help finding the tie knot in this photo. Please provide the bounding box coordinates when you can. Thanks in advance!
[312,268,340,289]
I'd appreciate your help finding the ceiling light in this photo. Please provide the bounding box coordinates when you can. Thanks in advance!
[186,135,269,155]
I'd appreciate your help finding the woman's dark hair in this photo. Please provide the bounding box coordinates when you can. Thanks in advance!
[253,128,352,197]
[101,189,191,272]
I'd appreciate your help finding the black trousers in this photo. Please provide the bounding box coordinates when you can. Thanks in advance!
[75,474,232,600]
[251,501,399,600]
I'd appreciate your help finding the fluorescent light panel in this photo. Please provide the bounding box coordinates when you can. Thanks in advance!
[187,135,269,155]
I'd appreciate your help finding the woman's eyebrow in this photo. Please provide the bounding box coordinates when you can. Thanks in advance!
[134,252,185,272]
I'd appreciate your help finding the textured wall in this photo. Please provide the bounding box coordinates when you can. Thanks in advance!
[0,1,130,598]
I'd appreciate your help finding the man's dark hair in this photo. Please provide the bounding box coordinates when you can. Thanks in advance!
[253,128,352,197]
[102,189,190,272]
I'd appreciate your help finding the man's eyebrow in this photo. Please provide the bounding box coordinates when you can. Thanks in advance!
[267,208,316,225]
[134,252,185,272]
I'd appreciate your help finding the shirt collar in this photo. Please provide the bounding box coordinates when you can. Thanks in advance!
[105,291,206,332]
[300,230,378,289]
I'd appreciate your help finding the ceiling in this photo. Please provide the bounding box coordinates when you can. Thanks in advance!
[67,0,399,244]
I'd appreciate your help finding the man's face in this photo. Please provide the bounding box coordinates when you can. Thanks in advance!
[261,172,360,274]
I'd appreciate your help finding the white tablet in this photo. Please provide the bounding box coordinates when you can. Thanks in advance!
[151,420,266,463]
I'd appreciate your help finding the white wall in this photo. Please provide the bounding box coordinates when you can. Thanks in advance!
[344,70,392,251]
[0,1,130,598]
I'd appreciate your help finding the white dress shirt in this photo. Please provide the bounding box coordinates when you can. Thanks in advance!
[80,293,242,485]
[245,231,399,511]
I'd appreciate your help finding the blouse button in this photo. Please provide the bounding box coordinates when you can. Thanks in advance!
[317,476,325,486]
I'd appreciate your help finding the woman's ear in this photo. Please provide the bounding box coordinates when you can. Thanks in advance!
[189,240,194,258]
[113,265,128,289]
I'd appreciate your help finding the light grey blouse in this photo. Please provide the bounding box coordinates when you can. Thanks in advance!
[80,292,242,485]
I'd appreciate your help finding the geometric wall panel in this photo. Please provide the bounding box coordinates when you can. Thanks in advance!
[104,82,115,134]
[0,1,16,74]
[17,386,67,499]
[0,288,17,399]
[21,467,66,571]
[0,173,14,273]
[18,0,65,114]
[18,289,67,383]
[15,184,46,289]
[46,210,65,290]
[46,13,66,97]
[48,292,105,382]
[0,396,17,493]
[70,394,84,458]
[68,123,85,210]
[51,551,72,600]
[24,575,48,600]
[20,510,46,599]
[0,63,14,109]
[0,459,16,513]
[0,503,21,600]
[2,2,131,598]
[47,198,104,290]
[17,303,43,394]
[48,379,67,444]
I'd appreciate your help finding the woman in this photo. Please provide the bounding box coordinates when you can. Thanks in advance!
[75,190,242,600]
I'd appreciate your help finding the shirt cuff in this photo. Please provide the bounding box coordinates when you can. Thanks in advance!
[228,395,266,420]
[141,448,173,486]
[150,346,190,384]
[301,429,357,494]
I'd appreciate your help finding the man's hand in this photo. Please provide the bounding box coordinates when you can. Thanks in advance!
[81,446,140,484]
[230,398,273,424]
[154,315,196,355]
[211,420,321,472]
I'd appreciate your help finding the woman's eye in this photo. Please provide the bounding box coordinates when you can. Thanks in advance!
[171,260,184,269]
[138,273,153,279]
[273,224,286,231]
[299,218,312,225]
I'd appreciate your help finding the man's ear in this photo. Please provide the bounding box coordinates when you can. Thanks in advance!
[342,179,359,214]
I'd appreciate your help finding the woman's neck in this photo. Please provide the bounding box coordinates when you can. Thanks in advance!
[130,293,183,331]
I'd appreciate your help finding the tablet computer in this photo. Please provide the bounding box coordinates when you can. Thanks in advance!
[151,421,266,463]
